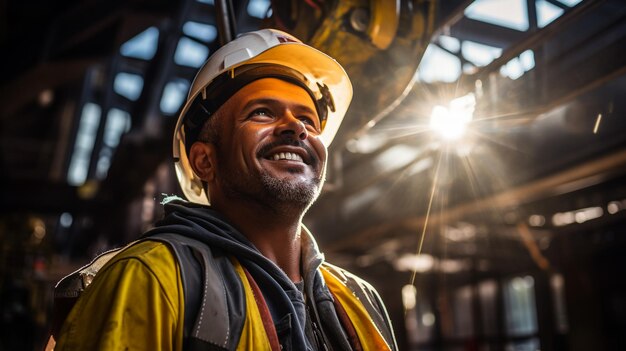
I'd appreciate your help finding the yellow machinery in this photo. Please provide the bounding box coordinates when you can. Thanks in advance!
[268,0,436,143]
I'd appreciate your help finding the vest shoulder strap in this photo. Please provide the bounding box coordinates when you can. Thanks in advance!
[321,262,398,351]
[51,243,135,339]
[147,233,245,350]
[51,234,245,351]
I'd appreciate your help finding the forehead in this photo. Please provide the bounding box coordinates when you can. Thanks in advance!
[224,78,318,113]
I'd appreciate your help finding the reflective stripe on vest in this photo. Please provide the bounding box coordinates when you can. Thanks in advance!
[321,266,392,351]
[232,257,391,350]
[231,258,275,350]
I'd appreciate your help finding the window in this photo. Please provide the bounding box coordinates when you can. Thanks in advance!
[536,0,565,27]
[113,73,144,101]
[418,44,462,83]
[504,276,538,336]
[95,108,131,179]
[247,0,271,18]
[557,0,582,7]
[183,22,217,42]
[439,35,461,53]
[67,103,101,185]
[499,49,535,80]
[550,273,569,333]
[478,280,498,336]
[120,27,159,60]
[462,41,502,67]
[174,38,209,68]
[102,108,131,148]
[160,79,190,115]
[453,285,474,337]
[465,0,529,31]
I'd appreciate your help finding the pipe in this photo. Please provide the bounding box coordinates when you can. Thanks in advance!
[214,0,237,46]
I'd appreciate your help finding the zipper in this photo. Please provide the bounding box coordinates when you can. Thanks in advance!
[306,301,329,351]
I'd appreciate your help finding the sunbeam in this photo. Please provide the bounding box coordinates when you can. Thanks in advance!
[407,150,445,300]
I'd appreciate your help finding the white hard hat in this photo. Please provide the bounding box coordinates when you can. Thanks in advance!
[173,28,352,205]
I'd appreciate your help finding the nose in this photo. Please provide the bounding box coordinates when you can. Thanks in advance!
[274,111,308,141]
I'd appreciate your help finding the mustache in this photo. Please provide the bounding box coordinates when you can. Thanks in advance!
[257,139,319,166]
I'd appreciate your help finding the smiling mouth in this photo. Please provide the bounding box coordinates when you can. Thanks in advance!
[266,152,305,163]
[258,140,317,167]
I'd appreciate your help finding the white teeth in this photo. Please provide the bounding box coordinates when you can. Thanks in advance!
[269,152,304,162]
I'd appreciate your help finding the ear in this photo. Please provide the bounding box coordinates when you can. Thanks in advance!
[189,141,217,182]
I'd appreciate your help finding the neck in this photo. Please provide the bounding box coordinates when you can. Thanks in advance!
[212,195,305,282]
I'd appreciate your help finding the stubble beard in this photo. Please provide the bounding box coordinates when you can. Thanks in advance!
[218,159,325,213]
[259,170,323,208]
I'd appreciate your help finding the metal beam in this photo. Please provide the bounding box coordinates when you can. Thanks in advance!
[433,0,475,37]
[327,147,626,252]
[0,59,97,117]
[42,1,175,59]
[450,18,526,48]
[214,0,237,45]
[477,0,603,80]
[544,23,626,105]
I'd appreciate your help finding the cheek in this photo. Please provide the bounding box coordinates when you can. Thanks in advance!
[312,138,328,166]
[235,127,267,164]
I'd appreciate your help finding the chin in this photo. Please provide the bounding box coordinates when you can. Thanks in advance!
[260,173,321,206]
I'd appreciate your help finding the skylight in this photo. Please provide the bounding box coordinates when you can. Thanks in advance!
[500,57,525,80]
[557,0,582,7]
[95,148,112,179]
[161,79,190,115]
[462,40,502,67]
[463,63,478,74]
[103,108,131,148]
[113,72,144,101]
[500,49,535,80]
[94,108,132,179]
[439,35,461,53]
[418,43,462,83]
[247,0,271,19]
[536,0,565,28]
[174,37,209,68]
[67,103,101,186]
[465,0,529,32]
[519,50,535,71]
[120,27,159,60]
[183,21,218,42]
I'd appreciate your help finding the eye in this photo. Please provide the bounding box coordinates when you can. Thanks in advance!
[298,116,314,125]
[248,108,273,120]
[298,116,320,132]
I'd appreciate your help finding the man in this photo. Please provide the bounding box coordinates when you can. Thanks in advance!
[55,29,397,350]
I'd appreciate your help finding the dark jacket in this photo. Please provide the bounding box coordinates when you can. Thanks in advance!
[146,200,397,350]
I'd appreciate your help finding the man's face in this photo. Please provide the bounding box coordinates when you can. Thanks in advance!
[209,78,328,208]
